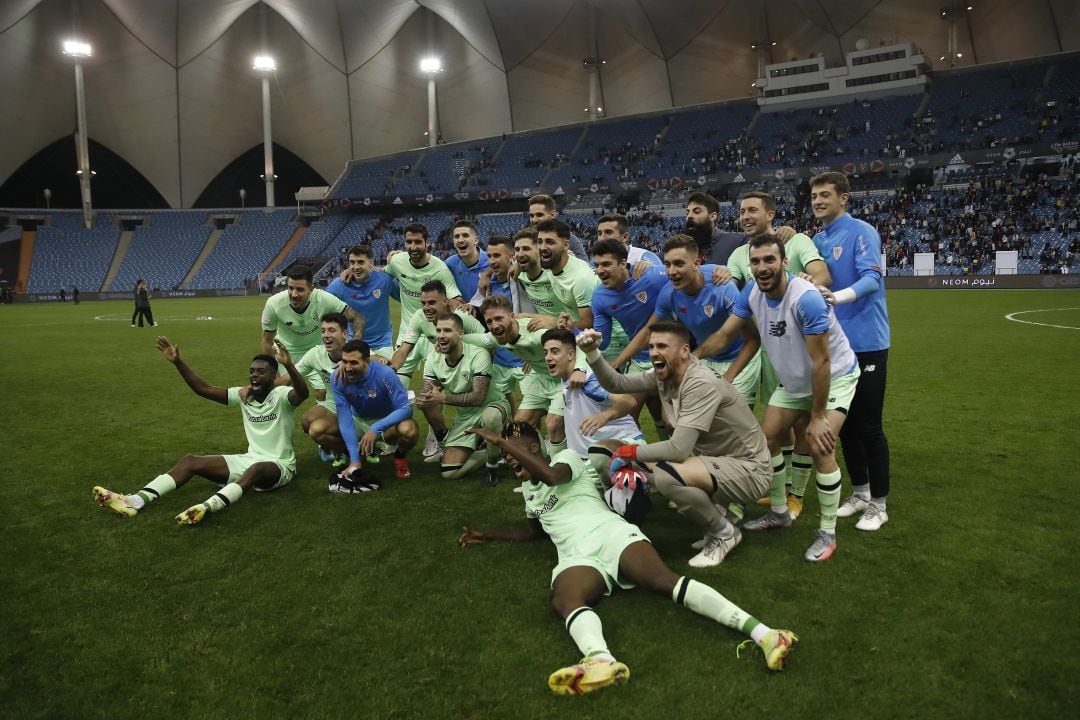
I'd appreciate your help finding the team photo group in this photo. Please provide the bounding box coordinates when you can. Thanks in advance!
[91,171,890,697]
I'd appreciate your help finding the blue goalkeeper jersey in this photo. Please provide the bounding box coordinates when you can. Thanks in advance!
[813,213,890,352]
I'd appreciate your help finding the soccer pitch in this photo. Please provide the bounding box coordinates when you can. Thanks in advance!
[2,290,1078,719]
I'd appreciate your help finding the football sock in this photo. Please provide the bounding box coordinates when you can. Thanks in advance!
[789,453,812,497]
[781,445,794,483]
[545,438,567,455]
[441,451,488,480]
[136,474,177,507]
[769,454,788,513]
[587,445,613,483]
[672,577,757,634]
[565,607,609,658]
[870,496,887,509]
[205,482,243,513]
[817,469,842,531]
[750,623,771,645]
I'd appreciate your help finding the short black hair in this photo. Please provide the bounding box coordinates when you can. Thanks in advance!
[685,191,719,215]
[502,419,541,445]
[420,279,448,296]
[341,339,371,358]
[321,312,349,331]
[403,222,429,239]
[435,312,464,331]
[252,353,279,372]
[590,238,628,262]
[749,233,786,260]
[663,234,699,257]
[541,328,576,349]
[286,265,313,284]
[452,219,478,234]
[597,213,629,234]
[487,234,513,252]
[347,244,372,258]
[535,218,571,240]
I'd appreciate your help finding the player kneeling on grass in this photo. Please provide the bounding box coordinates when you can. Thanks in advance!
[417,313,509,486]
[576,322,772,568]
[459,421,798,697]
[332,339,418,483]
[93,336,308,526]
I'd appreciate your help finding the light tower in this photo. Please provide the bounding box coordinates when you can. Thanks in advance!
[62,39,93,228]
[420,56,442,147]
[253,54,277,207]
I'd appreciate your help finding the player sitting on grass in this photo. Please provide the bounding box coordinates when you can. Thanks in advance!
[418,313,509,486]
[93,336,308,526]
[458,421,798,697]
[332,339,419,482]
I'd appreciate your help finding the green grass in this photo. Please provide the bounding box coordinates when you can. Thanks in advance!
[2,291,1078,719]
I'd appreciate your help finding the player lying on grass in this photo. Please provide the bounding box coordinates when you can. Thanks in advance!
[458,420,797,697]
[92,336,308,526]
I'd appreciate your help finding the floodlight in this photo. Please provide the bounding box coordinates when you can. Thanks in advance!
[63,40,92,57]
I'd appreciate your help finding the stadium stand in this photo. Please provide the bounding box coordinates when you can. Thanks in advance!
[111,212,211,291]
[27,213,119,293]
[188,209,296,290]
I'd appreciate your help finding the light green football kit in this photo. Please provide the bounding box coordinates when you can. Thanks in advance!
[399,308,487,376]
[295,345,339,411]
[224,386,298,489]
[261,288,348,359]
[547,256,629,362]
[423,343,509,450]
[464,323,589,414]
[384,253,462,338]
[524,450,650,593]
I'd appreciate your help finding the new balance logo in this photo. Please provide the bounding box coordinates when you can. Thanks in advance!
[768,320,787,337]
[864,365,876,372]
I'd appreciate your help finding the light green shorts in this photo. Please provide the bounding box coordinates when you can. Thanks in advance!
[767,365,861,413]
[703,349,762,407]
[624,358,653,374]
[444,401,511,449]
[490,363,525,397]
[396,336,432,376]
[518,370,564,414]
[222,453,295,490]
[551,515,651,595]
[372,346,394,361]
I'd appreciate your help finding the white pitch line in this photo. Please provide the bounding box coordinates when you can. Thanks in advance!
[1004,308,1080,330]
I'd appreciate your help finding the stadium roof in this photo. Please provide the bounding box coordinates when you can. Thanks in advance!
[2,0,1077,207]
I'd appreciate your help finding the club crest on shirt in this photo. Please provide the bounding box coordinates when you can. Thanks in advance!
[367,389,378,398]
[635,291,649,304]
[703,304,714,318]
[833,246,843,260]
[373,289,382,299]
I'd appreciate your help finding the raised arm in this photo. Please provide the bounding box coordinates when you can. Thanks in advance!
[343,306,366,340]
[260,329,277,356]
[155,336,228,405]
[576,329,656,395]
[274,341,309,407]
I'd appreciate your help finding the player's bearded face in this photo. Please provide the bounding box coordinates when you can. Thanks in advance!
[515,241,539,271]
[740,201,773,237]
[685,204,714,244]
[485,309,513,342]
[750,245,788,294]
[538,233,564,269]
[648,333,686,381]
[340,352,368,383]
[435,323,461,354]
[287,279,312,309]
[404,233,427,262]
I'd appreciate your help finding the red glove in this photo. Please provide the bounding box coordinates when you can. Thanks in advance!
[608,444,639,477]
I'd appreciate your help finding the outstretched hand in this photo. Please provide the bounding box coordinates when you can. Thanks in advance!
[464,426,502,447]
[575,328,602,354]
[273,339,293,367]
[155,336,180,364]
